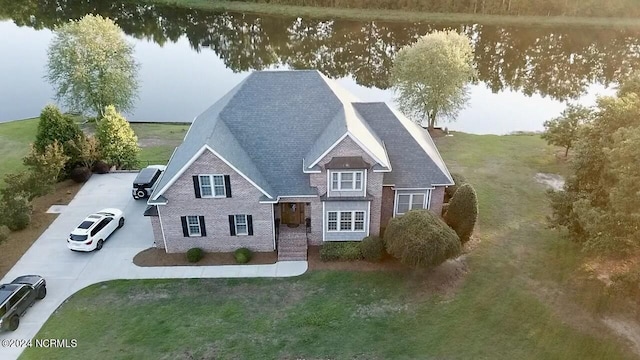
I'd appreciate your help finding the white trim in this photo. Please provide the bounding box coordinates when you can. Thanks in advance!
[326,210,367,232]
[326,170,331,198]
[258,195,317,204]
[366,201,371,237]
[345,132,389,169]
[322,201,326,242]
[182,116,198,141]
[186,215,202,237]
[152,145,273,201]
[395,192,429,216]
[432,183,455,186]
[157,206,168,250]
[302,159,321,173]
[393,189,398,217]
[394,187,435,190]
[198,174,226,198]
[363,170,367,195]
[329,171,364,191]
[373,168,392,173]
[383,184,395,187]
[271,205,276,250]
[427,188,432,210]
[235,214,248,236]
[308,133,348,168]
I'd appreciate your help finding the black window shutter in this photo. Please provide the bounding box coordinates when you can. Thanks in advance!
[247,215,253,236]
[228,215,236,236]
[192,176,201,198]
[199,216,207,236]
[224,175,232,198]
[180,216,189,237]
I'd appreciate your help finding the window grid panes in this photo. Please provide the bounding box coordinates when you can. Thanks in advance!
[354,211,365,231]
[199,176,212,197]
[213,175,225,196]
[235,214,247,235]
[397,193,427,215]
[187,216,201,236]
[327,212,337,231]
[332,173,339,190]
[330,171,364,191]
[340,212,352,231]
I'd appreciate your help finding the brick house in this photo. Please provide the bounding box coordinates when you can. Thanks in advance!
[144,70,454,261]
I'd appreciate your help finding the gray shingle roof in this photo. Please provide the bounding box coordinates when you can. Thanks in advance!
[151,70,452,202]
[353,103,454,187]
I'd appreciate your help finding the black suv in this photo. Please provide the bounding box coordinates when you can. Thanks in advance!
[0,275,47,331]
[132,166,164,200]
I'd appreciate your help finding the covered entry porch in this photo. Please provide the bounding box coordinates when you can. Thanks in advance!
[275,202,310,261]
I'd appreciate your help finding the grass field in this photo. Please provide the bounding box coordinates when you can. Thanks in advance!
[141,0,640,27]
[20,132,637,359]
[0,118,39,187]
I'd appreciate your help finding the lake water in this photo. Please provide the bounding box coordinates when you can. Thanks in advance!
[0,1,638,134]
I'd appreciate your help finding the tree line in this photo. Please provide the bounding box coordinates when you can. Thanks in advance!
[229,0,640,17]
[1,0,639,100]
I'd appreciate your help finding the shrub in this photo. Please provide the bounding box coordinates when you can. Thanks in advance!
[34,104,83,154]
[320,242,363,261]
[384,210,461,268]
[444,173,467,202]
[0,195,32,231]
[96,106,140,169]
[0,225,9,244]
[22,141,69,196]
[186,247,204,263]
[1,172,33,201]
[65,135,102,169]
[441,203,450,217]
[234,248,253,264]
[444,183,479,243]
[92,160,111,174]
[70,166,92,183]
[359,235,385,262]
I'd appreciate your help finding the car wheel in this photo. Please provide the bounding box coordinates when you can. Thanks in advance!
[135,189,146,199]
[36,286,47,300]
[118,217,125,228]
[9,315,19,331]
[96,239,104,251]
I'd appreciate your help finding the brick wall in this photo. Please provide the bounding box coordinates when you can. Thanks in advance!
[429,186,445,217]
[379,186,395,236]
[150,215,165,249]
[159,150,274,253]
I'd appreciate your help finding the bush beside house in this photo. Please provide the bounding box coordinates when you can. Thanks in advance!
[384,210,461,268]
[234,248,253,264]
[186,248,204,263]
[444,172,467,202]
[445,183,479,243]
[320,242,363,261]
[360,235,385,262]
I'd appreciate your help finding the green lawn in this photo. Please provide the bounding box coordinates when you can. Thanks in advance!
[0,118,39,187]
[21,132,636,360]
[130,123,188,166]
[142,0,640,27]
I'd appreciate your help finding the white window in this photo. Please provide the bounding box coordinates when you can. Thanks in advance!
[396,193,426,215]
[235,214,248,235]
[327,212,337,231]
[327,211,366,232]
[187,216,201,236]
[199,175,225,197]
[330,171,364,191]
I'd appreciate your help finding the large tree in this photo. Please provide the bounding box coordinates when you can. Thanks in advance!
[390,30,475,130]
[46,14,139,117]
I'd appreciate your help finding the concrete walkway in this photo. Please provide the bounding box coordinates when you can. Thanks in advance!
[0,173,307,359]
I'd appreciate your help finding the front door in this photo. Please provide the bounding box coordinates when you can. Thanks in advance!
[281,203,303,225]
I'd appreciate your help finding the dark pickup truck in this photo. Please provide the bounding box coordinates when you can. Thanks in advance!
[0,275,47,331]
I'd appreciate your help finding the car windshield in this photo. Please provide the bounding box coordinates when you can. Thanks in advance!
[0,305,5,317]
[69,234,88,241]
[77,221,94,229]
[96,212,114,216]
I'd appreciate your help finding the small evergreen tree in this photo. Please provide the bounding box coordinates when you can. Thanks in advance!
[65,134,102,169]
[22,141,69,198]
[34,104,83,154]
[384,210,461,268]
[445,183,479,243]
[96,105,140,169]
[444,172,467,201]
[0,194,32,231]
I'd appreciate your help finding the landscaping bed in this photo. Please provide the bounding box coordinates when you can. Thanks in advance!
[133,247,277,266]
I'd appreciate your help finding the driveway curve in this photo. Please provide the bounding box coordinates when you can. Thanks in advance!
[0,173,307,359]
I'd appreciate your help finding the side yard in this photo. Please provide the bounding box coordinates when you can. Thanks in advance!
[19,132,639,359]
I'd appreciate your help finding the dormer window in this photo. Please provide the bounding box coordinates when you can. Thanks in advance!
[331,171,363,191]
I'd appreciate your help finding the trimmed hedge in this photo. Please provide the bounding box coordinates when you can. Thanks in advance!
[444,183,479,243]
[234,248,253,264]
[320,242,363,261]
[444,173,467,202]
[186,247,204,263]
[384,210,461,268]
[70,166,92,183]
[360,235,385,262]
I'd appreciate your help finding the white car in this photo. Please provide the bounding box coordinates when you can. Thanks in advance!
[67,208,125,252]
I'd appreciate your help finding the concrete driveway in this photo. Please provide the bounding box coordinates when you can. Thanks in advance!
[0,173,306,359]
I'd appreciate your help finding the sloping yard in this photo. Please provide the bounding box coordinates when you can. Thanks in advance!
[20,132,638,359]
